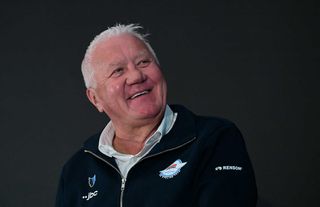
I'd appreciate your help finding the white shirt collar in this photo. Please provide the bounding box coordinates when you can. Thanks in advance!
[98,105,177,158]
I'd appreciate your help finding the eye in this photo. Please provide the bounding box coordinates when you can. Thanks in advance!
[137,58,152,68]
[110,67,124,77]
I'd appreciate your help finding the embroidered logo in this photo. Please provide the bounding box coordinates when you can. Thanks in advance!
[88,174,96,188]
[82,174,98,201]
[159,159,187,179]
[82,191,98,201]
[215,165,242,171]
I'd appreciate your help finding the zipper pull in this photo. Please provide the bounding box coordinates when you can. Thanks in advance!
[121,178,126,191]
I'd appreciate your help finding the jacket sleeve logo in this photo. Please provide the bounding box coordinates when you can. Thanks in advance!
[159,159,187,179]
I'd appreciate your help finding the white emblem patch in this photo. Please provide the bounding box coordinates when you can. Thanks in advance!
[159,159,187,179]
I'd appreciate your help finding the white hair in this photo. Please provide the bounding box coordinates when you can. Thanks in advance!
[81,23,159,88]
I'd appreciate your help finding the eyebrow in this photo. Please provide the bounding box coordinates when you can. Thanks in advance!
[103,50,151,70]
[134,50,149,59]
[108,61,124,68]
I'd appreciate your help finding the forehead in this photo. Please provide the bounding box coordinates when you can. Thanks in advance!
[91,34,149,67]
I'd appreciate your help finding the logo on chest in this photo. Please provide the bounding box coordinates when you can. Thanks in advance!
[88,174,96,188]
[159,159,187,179]
[82,174,99,201]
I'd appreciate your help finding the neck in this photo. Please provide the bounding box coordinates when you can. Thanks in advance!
[112,115,163,155]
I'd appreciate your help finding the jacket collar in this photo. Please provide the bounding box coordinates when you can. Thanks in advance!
[82,105,197,162]
[145,104,197,157]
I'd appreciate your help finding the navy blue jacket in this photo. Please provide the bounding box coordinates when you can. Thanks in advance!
[56,105,257,206]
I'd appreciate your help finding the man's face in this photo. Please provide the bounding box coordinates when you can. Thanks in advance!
[87,34,167,126]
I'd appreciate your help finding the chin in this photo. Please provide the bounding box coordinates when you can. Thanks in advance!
[132,104,165,119]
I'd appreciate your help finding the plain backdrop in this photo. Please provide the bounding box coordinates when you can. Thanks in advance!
[0,0,319,206]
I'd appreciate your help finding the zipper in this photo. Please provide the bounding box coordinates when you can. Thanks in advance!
[84,136,196,207]
[84,150,122,175]
[84,150,127,207]
[120,178,126,207]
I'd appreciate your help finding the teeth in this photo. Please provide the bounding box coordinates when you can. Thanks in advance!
[130,91,149,99]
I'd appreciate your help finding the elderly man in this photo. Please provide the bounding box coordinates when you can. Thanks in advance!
[56,24,257,207]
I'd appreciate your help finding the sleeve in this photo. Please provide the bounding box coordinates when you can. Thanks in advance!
[55,168,65,207]
[193,124,257,207]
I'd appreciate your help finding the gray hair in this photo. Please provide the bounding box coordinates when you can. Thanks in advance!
[81,23,159,88]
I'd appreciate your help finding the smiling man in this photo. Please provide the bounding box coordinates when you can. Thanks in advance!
[85,33,167,155]
[56,24,257,207]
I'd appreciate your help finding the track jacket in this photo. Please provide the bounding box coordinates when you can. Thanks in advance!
[56,105,257,207]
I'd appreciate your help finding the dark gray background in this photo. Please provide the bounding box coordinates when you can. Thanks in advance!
[0,0,319,206]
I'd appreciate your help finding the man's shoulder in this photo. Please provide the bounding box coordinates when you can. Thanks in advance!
[61,133,101,171]
[169,104,236,133]
[83,132,101,150]
[195,114,235,132]
[167,104,245,159]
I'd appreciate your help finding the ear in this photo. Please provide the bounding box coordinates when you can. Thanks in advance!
[86,88,104,113]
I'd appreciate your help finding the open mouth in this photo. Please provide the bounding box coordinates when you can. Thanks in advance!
[129,89,151,100]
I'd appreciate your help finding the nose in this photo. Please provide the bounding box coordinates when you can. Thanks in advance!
[126,64,146,85]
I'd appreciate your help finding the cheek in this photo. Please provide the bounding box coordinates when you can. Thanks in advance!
[104,83,123,98]
[148,68,165,83]
[154,72,167,92]
[148,71,167,101]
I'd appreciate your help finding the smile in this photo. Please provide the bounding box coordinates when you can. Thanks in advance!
[129,90,151,99]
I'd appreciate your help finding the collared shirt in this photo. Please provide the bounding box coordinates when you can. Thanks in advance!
[98,105,178,178]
